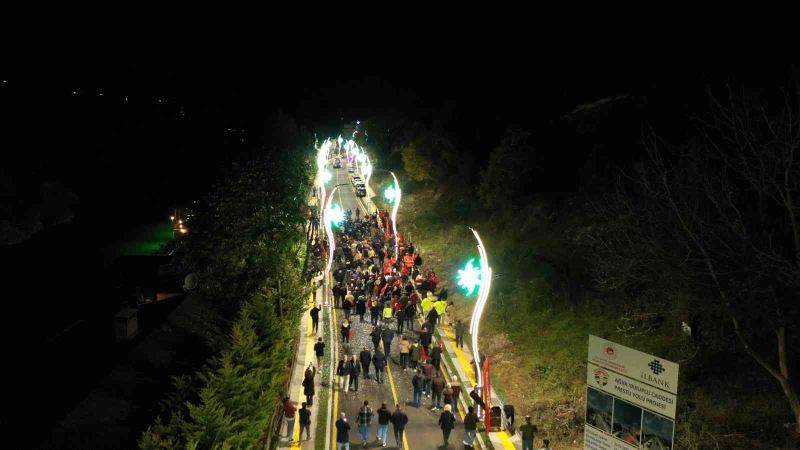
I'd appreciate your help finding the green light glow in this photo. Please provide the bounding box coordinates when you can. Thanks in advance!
[327,203,344,228]
[384,185,398,203]
[457,258,482,296]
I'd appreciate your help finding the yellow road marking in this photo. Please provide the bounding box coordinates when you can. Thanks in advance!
[331,306,339,450]
[441,324,476,385]
[497,430,516,449]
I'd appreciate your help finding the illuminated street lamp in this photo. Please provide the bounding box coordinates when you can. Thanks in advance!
[388,172,401,260]
[363,154,373,187]
[316,139,331,221]
[456,258,482,296]
[323,186,341,304]
[463,228,492,390]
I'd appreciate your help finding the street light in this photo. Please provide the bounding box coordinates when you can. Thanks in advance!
[363,154,373,187]
[388,172,401,260]
[323,186,340,303]
[465,227,492,389]
[316,139,331,223]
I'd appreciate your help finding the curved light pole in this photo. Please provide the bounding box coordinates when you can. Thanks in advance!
[467,227,492,389]
[316,140,331,223]
[363,154,373,188]
[389,171,401,260]
[322,186,341,306]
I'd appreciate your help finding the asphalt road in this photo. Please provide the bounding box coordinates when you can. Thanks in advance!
[329,163,468,449]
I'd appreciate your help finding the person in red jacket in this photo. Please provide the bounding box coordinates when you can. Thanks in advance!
[283,396,297,443]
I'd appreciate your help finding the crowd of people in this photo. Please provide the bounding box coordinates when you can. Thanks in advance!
[289,205,549,449]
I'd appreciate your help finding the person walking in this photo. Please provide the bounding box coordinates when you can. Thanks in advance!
[299,402,311,441]
[283,396,297,443]
[336,412,351,450]
[332,283,341,308]
[421,291,434,319]
[454,319,465,349]
[421,359,434,398]
[426,307,439,330]
[409,341,421,370]
[381,326,394,358]
[337,357,351,393]
[519,415,539,450]
[412,369,424,408]
[370,325,382,353]
[438,404,456,447]
[434,298,447,326]
[463,406,478,447]
[310,304,321,334]
[404,302,416,331]
[372,348,387,384]
[382,301,394,322]
[343,293,354,320]
[398,336,410,370]
[357,400,374,447]
[370,299,382,326]
[349,355,361,392]
[302,366,316,406]
[396,306,405,333]
[450,375,462,413]
[443,383,454,414]
[356,294,367,322]
[377,402,391,447]
[391,404,408,447]
[359,347,372,379]
[342,319,351,343]
[314,338,325,366]
[431,372,445,410]
[470,388,486,420]
[420,328,432,355]
[430,342,443,373]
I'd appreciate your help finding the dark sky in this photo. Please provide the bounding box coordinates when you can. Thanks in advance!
[2,59,796,226]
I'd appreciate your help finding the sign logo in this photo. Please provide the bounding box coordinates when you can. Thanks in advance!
[593,368,609,387]
[648,359,665,375]
[604,343,617,360]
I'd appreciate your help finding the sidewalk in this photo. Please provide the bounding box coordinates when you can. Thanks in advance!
[280,283,325,449]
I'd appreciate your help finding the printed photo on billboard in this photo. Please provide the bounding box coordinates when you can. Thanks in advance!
[642,410,675,450]
[586,387,613,433]
[612,398,642,446]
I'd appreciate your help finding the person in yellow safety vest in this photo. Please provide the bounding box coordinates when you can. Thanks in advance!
[434,299,447,325]
[421,292,436,318]
[383,303,394,320]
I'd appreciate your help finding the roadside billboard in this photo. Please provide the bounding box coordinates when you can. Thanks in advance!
[584,335,678,450]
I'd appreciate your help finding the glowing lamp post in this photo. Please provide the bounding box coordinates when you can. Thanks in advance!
[363,154,373,187]
[323,187,344,306]
[316,140,332,222]
[384,172,402,260]
[458,228,493,423]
